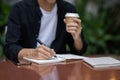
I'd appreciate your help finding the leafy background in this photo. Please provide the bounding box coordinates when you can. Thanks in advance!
[0,0,10,60]
[75,0,120,56]
[0,0,120,60]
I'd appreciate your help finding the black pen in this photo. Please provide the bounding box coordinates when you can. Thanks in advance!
[36,38,46,46]
[36,38,57,58]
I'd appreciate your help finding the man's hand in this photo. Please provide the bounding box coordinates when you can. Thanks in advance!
[28,45,56,60]
[64,18,82,40]
[64,18,83,51]
[18,45,56,61]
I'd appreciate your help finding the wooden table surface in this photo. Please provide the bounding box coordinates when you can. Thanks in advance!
[0,60,120,80]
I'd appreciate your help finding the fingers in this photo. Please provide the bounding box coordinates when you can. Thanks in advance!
[66,23,82,34]
[34,45,56,60]
[32,51,49,60]
[64,18,82,34]
[64,18,82,29]
[51,49,56,56]
[72,18,82,24]
[64,18,81,24]
[66,24,77,34]
[38,45,55,56]
[66,23,78,27]
[38,45,51,52]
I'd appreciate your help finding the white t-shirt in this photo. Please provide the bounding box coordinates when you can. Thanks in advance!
[37,4,58,47]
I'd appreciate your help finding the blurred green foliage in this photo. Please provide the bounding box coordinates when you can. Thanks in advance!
[0,0,10,59]
[76,0,120,55]
[0,0,120,59]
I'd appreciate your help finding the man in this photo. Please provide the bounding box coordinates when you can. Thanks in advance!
[4,0,87,63]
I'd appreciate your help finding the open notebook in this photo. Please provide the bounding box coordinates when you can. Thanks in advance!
[23,54,86,64]
[84,57,120,68]
[23,54,120,68]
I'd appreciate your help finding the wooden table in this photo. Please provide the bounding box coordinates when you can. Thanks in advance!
[0,60,120,80]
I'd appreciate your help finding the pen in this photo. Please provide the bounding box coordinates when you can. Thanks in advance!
[36,38,57,58]
[36,38,46,45]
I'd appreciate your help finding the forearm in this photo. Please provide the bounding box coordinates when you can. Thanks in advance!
[74,37,83,51]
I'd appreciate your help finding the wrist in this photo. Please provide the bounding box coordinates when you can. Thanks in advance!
[74,37,83,51]
[18,48,34,59]
[73,35,81,41]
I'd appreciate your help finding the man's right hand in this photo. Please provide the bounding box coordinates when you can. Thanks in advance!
[18,45,56,61]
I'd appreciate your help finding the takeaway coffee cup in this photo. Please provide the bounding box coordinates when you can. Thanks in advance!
[65,13,79,24]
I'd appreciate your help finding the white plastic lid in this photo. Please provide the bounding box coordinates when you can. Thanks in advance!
[65,13,79,18]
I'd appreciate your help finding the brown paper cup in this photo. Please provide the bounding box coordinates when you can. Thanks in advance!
[65,13,79,24]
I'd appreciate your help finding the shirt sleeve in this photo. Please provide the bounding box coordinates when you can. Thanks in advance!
[4,4,23,63]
